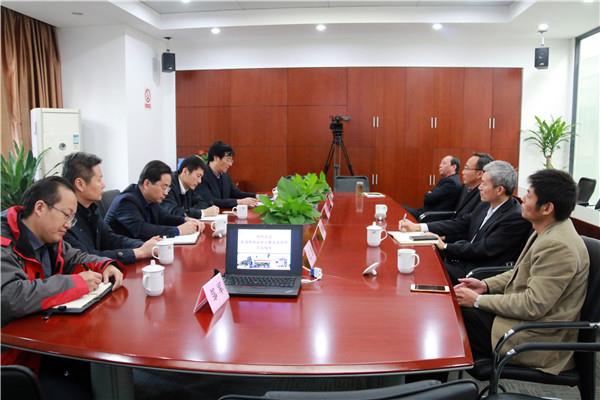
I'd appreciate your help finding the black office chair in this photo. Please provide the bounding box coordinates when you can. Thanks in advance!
[97,189,120,218]
[219,379,479,400]
[1,365,43,400]
[333,175,370,193]
[577,177,596,206]
[595,197,600,210]
[468,236,600,400]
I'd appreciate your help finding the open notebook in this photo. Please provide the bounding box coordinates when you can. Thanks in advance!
[52,282,113,313]
[169,231,200,245]
[388,231,438,246]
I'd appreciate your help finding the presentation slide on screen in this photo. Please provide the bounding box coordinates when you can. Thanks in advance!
[237,229,292,271]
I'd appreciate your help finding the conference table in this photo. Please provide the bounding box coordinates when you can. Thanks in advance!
[1,193,473,399]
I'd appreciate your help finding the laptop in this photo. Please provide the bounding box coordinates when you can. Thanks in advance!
[223,224,303,297]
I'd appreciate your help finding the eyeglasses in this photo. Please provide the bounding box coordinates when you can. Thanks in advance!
[153,182,171,194]
[49,205,77,227]
[222,156,234,164]
[463,166,482,171]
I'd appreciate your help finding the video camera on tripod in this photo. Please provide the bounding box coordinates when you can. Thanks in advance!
[329,115,351,139]
[323,115,354,177]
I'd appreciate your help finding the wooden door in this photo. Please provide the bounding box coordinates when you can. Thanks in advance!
[491,68,522,168]
[434,68,464,149]
[462,68,493,152]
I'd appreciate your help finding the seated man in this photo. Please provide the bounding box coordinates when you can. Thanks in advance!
[62,152,159,265]
[401,160,531,284]
[454,169,589,375]
[1,176,124,326]
[195,141,258,209]
[161,155,219,219]
[406,155,462,218]
[105,160,203,240]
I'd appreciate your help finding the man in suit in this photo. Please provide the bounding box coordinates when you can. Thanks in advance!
[105,160,204,240]
[195,141,258,209]
[406,155,462,218]
[401,160,531,284]
[62,152,159,265]
[161,155,219,219]
[455,169,589,375]
[455,152,494,218]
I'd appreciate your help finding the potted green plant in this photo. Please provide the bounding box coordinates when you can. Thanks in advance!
[1,141,50,210]
[525,116,574,169]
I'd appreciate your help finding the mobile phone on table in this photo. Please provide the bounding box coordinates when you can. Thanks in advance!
[409,234,438,241]
[410,284,450,293]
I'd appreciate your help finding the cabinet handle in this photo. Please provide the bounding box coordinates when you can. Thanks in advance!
[372,116,375,128]
[376,117,380,128]
[430,117,433,129]
[488,117,492,129]
[432,175,436,185]
[371,174,374,184]
[428,175,431,185]
[492,117,496,129]
[434,117,438,129]
[375,174,378,185]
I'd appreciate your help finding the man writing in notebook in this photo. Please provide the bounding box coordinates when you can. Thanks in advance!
[1,176,124,326]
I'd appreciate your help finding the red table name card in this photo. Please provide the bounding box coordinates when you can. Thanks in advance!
[193,273,229,314]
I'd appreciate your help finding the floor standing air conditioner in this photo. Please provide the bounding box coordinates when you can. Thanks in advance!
[31,108,81,177]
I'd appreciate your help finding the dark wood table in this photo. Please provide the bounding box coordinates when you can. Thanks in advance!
[1,193,472,397]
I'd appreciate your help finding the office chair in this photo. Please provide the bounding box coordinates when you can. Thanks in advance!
[468,236,600,400]
[333,175,370,193]
[577,177,596,206]
[1,365,43,400]
[97,189,120,218]
[595,197,600,210]
[219,379,479,400]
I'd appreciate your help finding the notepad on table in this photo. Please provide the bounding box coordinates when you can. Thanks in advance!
[363,192,386,198]
[388,231,438,246]
[170,231,200,245]
[52,282,113,313]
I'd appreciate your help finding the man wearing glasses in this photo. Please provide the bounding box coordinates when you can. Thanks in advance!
[196,141,258,209]
[1,176,124,326]
[105,160,203,240]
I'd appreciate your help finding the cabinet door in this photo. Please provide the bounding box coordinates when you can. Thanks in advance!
[176,106,230,151]
[230,68,287,106]
[176,70,230,107]
[462,68,493,152]
[287,68,347,106]
[434,68,464,149]
[492,68,522,168]
[347,68,380,148]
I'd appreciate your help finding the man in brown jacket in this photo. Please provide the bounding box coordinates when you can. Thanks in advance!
[454,169,589,375]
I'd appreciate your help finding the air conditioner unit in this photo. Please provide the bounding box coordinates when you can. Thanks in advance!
[31,108,81,177]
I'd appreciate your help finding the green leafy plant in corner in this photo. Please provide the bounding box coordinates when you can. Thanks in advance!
[524,116,574,169]
[1,141,50,210]
[254,172,331,225]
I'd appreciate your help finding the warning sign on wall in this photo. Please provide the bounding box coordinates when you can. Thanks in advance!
[144,88,152,109]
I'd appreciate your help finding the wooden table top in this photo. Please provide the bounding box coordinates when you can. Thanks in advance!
[1,193,472,376]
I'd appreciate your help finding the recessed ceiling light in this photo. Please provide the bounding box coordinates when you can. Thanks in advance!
[211,27,221,35]
[583,0,594,3]
[432,23,443,31]
[71,12,83,16]
[316,24,327,32]
[538,23,549,32]
[181,0,191,3]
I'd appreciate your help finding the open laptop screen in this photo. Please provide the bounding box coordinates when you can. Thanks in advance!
[225,224,304,276]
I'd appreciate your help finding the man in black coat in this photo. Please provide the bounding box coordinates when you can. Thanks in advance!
[62,152,159,264]
[105,160,204,241]
[406,155,462,218]
[195,141,258,209]
[401,160,531,284]
[161,156,219,219]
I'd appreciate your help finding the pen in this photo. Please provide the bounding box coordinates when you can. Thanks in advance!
[400,213,407,230]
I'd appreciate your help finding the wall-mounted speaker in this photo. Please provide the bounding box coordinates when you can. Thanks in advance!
[162,52,176,73]
[534,47,549,69]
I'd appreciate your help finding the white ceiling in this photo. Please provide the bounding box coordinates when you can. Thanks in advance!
[2,1,599,40]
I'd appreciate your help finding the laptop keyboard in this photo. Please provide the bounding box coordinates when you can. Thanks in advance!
[224,275,297,288]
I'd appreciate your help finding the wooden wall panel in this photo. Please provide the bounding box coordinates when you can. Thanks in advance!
[492,68,522,149]
[229,106,287,147]
[287,68,347,106]
[287,146,331,177]
[229,146,287,192]
[434,68,464,149]
[176,107,230,149]
[230,69,287,106]
[462,68,493,150]
[176,70,230,106]
[287,106,348,147]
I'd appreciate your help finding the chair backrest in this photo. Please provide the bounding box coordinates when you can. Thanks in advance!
[575,236,600,400]
[98,189,120,218]
[577,178,596,205]
[595,197,600,210]
[219,379,479,400]
[333,175,370,193]
[1,365,43,400]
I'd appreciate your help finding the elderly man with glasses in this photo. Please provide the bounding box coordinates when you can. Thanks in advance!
[105,160,203,241]
[1,176,124,326]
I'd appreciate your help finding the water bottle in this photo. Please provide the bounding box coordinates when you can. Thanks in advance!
[355,181,364,197]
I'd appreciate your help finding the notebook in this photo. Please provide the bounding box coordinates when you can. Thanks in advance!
[223,224,303,297]
[52,282,113,313]
[388,231,439,246]
[169,231,200,245]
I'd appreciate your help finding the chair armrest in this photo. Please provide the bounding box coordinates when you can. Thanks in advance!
[418,211,456,223]
[466,266,512,280]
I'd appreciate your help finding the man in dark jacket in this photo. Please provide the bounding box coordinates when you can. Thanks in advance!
[161,155,219,219]
[62,152,159,265]
[406,155,462,218]
[1,176,124,326]
[401,160,531,284]
[195,141,258,209]
[105,160,203,240]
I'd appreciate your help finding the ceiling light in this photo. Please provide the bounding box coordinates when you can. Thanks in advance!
[432,23,443,31]
[316,24,327,32]
[537,23,549,33]
[211,27,221,35]
[583,0,594,3]
[181,0,191,3]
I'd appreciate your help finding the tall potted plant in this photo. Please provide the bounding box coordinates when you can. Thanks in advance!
[1,141,50,210]
[524,116,574,169]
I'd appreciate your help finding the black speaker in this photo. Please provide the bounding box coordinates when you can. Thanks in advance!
[534,47,549,69]
[162,52,176,73]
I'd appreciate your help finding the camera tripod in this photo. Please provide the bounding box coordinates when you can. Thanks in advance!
[323,119,354,178]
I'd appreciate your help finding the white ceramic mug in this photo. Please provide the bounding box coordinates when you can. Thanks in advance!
[397,249,420,274]
[375,204,388,220]
[366,223,388,247]
[151,239,174,265]
[232,204,248,219]
[210,214,228,236]
[142,261,165,296]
